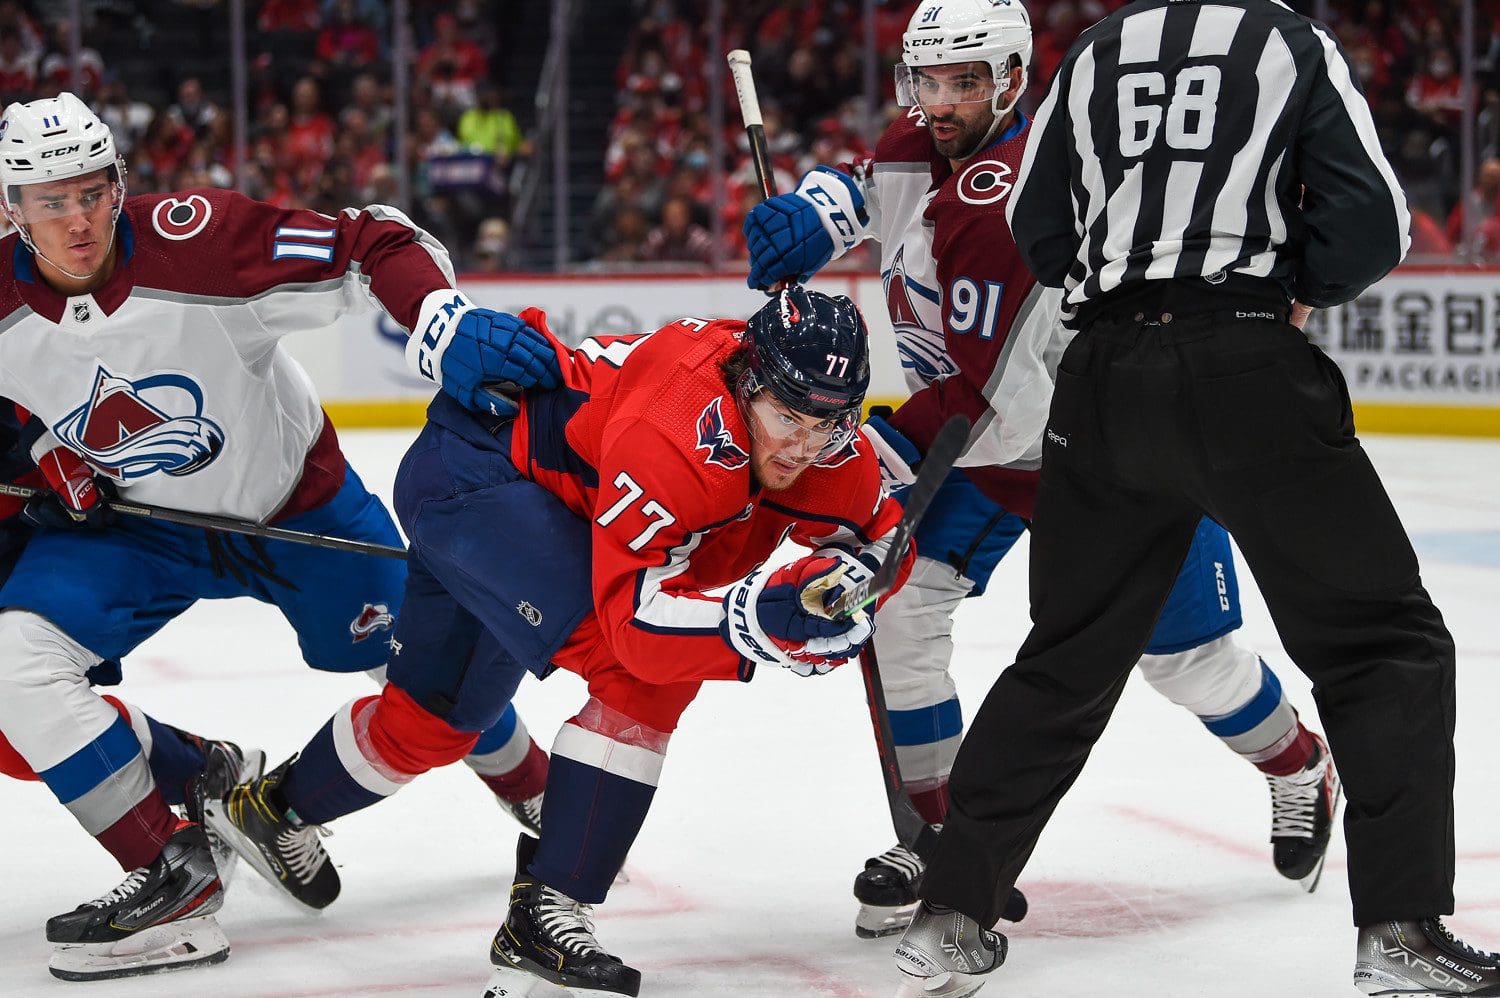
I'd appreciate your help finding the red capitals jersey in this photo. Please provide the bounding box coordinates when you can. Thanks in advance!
[507,315,910,685]
[864,109,1069,519]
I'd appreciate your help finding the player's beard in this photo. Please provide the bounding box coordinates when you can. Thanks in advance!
[926,107,997,162]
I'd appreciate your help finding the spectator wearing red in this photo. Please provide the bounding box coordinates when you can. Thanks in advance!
[416,12,488,111]
[316,0,380,68]
[1407,46,1468,131]
[259,0,321,32]
[38,19,103,97]
[285,76,334,186]
[1446,157,1500,253]
[0,25,34,103]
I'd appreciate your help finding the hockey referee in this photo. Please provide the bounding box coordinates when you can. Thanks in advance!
[891,0,1500,995]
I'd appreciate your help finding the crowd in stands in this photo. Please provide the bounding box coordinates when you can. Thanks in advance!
[0,0,527,271]
[596,0,1500,266]
[2,0,1500,269]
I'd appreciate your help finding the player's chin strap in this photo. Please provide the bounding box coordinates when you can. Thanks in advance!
[2,181,126,285]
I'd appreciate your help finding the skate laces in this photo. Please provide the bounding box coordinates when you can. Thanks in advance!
[869,842,925,881]
[87,868,150,908]
[1267,754,1327,838]
[534,886,606,957]
[277,822,332,884]
[1427,918,1500,963]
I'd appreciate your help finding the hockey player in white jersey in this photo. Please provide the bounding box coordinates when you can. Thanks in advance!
[0,92,561,981]
[742,0,1342,943]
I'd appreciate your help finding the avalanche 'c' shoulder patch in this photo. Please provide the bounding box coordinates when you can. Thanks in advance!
[151,195,212,240]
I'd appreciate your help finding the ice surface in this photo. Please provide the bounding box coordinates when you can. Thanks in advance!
[3,430,1497,997]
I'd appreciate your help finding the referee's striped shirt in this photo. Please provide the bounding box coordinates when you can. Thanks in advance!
[1007,0,1410,320]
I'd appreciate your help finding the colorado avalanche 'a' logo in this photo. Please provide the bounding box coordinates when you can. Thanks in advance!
[350,603,395,643]
[695,396,749,470]
[53,366,225,480]
[885,246,955,387]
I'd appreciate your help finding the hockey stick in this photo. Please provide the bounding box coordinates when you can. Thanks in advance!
[834,414,968,870]
[0,481,408,560]
[727,49,776,202]
[832,416,1029,921]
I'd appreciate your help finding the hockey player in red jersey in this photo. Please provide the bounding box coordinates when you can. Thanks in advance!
[212,285,912,996]
[743,0,1341,946]
[0,92,562,981]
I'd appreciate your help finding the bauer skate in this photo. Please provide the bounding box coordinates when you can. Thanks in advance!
[1354,917,1500,996]
[46,822,227,981]
[1267,732,1341,892]
[894,901,1006,998]
[855,838,1027,939]
[204,756,339,910]
[484,834,641,997]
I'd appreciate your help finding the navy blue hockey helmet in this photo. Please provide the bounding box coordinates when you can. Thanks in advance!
[743,285,871,421]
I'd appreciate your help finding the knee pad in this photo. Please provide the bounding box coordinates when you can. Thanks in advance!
[873,556,971,711]
[1136,634,1263,717]
[554,696,671,789]
[363,684,481,777]
[585,665,699,734]
[0,610,105,768]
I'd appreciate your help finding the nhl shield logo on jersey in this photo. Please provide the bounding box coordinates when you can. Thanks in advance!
[53,365,225,480]
[349,603,395,642]
[151,194,212,241]
[694,396,749,470]
[516,600,543,626]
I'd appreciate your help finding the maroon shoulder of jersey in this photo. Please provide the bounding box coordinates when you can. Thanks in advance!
[874,106,947,176]
[0,231,30,324]
[122,190,447,329]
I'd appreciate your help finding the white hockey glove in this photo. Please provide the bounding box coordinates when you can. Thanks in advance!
[720,549,876,676]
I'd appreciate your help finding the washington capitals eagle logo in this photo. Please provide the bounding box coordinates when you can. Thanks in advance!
[695,396,749,470]
[53,366,225,480]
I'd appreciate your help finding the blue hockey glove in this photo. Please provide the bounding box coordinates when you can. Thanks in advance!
[407,291,562,415]
[744,166,868,290]
[860,412,922,500]
[721,550,875,677]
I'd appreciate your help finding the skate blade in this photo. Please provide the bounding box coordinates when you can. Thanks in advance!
[49,915,230,981]
[855,900,917,938]
[200,798,329,914]
[1299,781,1344,895]
[894,970,989,998]
[483,965,569,997]
[209,749,268,891]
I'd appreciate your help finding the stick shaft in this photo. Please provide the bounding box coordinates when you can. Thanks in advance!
[0,482,408,560]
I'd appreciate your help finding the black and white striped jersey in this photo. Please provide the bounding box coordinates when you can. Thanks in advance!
[1007,0,1410,319]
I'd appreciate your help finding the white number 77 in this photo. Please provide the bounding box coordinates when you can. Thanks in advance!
[825,353,848,377]
[595,471,677,551]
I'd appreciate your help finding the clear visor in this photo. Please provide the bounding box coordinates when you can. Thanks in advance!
[10,178,123,223]
[895,63,999,108]
[737,372,859,466]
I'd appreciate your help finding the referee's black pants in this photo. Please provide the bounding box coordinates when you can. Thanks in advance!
[921,309,1457,928]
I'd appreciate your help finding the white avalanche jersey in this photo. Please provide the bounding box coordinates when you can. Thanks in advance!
[0,190,456,522]
[851,107,1071,519]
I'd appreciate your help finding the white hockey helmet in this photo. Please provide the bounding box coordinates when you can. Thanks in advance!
[0,92,127,264]
[897,0,1033,118]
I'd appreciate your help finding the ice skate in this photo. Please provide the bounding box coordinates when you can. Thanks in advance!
[184,739,266,888]
[485,835,641,997]
[495,789,543,838]
[855,839,1026,939]
[1267,732,1341,892]
[46,822,227,981]
[1354,917,1500,996]
[203,757,339,911]
[893,901,1006,997]
[855,842,926,938]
